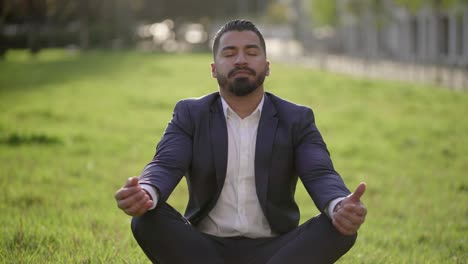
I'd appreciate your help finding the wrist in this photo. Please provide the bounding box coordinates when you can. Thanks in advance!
[325,197,345,219]
[140,184,159,210]
[333,200,343,213]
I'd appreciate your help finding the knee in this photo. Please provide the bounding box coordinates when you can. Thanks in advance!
[320,214,358,254]
[130,202,185,240]
[131,210,155,239]
[338,232,357,253]
[130,205,169,237]
[130,211,164,263]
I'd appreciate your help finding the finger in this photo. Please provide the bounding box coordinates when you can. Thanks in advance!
[333,221,355,236]
[342,203,367,217]
[131,199,153,216]
[125,176,140,187]
[114,177,140,200]
[123,192,148,215]
[125,193,152,216]
[339,204,366,224]
[333,215,358,236]
[117,189,146,209]
[114,185,142,200]
[334,210,359,230]
[349,182,366,202]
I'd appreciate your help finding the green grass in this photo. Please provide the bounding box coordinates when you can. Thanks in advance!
[0,49,467,263]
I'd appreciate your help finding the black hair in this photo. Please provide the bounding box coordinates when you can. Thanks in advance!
[212,19,266,58]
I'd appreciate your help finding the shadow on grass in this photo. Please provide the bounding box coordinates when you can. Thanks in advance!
[0,132,62,146]
[0,50,170,94]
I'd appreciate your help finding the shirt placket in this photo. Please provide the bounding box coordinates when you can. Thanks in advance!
[238,117,249,233]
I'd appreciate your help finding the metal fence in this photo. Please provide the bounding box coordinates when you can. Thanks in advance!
[295,5,468,90]
[336,6,468,68]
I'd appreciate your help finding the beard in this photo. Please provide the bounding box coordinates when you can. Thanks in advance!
[216,67,267,96]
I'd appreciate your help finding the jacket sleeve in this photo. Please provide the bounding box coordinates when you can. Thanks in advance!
[294,107,350,212]
[139,100,193,202]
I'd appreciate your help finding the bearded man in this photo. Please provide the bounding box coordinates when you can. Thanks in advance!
[115,19,367,264]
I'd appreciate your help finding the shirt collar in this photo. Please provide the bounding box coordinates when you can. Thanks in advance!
[221,94,265,119]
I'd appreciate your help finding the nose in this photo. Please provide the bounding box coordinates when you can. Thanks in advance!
[234,52,247,66]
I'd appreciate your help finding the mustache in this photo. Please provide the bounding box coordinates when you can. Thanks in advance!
[228,67,256,77]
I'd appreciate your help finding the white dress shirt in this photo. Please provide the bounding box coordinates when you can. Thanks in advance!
[196,96,275,238]
[141,94,343,237]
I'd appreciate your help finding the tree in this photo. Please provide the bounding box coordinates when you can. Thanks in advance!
[79,0,89,49]
[394,0,468,12]
[309,0,338,26]
[25,0,46,55]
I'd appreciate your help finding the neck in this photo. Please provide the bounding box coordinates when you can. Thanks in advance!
[220,87,264,119]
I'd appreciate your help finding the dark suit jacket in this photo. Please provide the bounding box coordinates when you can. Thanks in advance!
[140,92,350,234]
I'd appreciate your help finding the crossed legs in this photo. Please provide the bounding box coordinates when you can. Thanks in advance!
[131,202,356,264]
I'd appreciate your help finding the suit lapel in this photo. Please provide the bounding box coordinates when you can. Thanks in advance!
[209,97,229,192]
[255,94,278,212]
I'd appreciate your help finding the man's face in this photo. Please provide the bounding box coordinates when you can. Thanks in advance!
[211,31,270,96]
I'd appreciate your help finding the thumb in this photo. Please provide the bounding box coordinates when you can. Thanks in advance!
[125,176,140,187]
[349,182,366,202]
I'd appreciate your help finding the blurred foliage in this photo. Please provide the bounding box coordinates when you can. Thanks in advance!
[1,0,266,50]
[309,0,338,26]
[308,0,468,26]
[265,1,291,24]
[394,0,468,12]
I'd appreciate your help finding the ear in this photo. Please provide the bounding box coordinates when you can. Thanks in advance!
[265,60,270,76]
[211,63,217,78]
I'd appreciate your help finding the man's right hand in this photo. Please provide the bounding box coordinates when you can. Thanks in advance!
[115,176,153,216]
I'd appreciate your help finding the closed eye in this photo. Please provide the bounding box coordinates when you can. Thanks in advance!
[245,45,261,56]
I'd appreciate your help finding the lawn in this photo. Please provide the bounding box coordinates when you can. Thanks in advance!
[0,50,466,263]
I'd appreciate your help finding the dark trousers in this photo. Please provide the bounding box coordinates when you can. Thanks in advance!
[131,202,357,264]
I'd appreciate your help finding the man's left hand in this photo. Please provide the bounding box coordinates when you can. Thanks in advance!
[332,182,367,236]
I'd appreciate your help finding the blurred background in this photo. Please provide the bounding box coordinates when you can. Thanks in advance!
[1,1,467,262]
[1,0,467,89]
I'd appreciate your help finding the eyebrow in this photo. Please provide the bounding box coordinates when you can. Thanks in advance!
[220,44,261,52]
